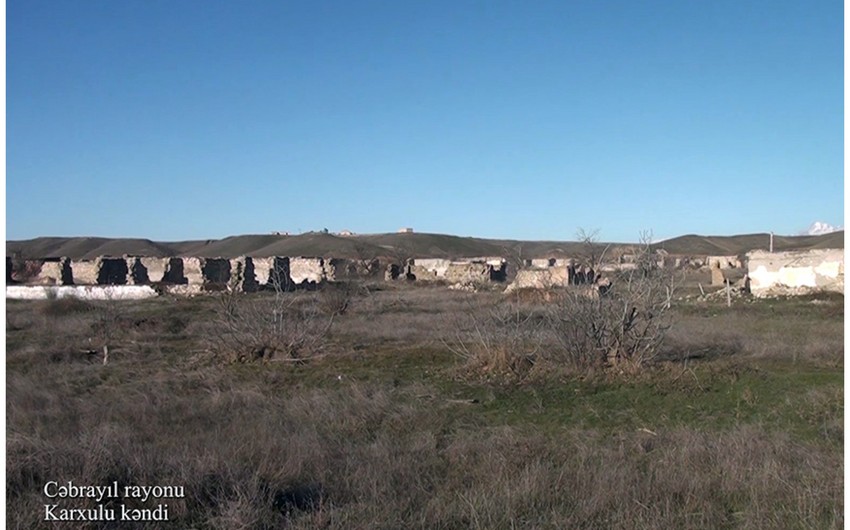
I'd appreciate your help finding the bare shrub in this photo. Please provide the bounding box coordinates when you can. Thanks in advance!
[445,298,547,381]
[316,280,361,317]
[546,232,677,371]
[37,297,96,317]
[206,284,335,364]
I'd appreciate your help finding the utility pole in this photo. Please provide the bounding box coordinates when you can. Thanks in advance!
[769,232,774,253]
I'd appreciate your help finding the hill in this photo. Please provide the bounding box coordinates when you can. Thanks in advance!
[654,232,845,256]
[6,231,844,260]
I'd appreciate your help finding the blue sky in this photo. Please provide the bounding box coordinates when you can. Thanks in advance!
[7,0,843,242]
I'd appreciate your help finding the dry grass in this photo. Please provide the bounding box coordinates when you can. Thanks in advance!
[5,285,844,529]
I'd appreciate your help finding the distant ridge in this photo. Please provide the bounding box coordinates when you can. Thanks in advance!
[6,231,844,261]
[654,231,845,256]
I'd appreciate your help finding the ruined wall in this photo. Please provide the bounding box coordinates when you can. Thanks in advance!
[290,257,326,285]
[139,257,171,283]
[71,260,100,285]
[34,258,73,286]
[168,257,232,288]
[487,260,508,282]
[529,258,557,269]
[326,258,381,280]
[252,257,291,289]
[97,258,129,285]
[707,256,743,269]
[411,258,452,279]
[10,259,52,284]
[410,258,506,283]
[747,249,844,295]
[505,267,569,292]
[229,257,258,292]
[71,258,129,285]
[444,262,492,284]
[126,257,150,285]
[202,258,231,286]
[182,258,205,285]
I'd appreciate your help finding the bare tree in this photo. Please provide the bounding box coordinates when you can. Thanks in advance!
[545,231,676,372]
[206,274,335,364]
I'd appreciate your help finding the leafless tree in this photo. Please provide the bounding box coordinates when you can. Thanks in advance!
[545,231,677,372]
[206,274,335,364]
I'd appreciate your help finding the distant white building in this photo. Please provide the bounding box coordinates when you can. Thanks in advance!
[398,227,414,233]
[338,230,355,236]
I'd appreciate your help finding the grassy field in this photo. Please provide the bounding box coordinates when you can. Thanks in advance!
[5,283,843,529]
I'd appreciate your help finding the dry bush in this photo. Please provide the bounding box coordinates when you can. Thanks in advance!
[37,297,97,317]
[545,235,677,372]
[445,298,548,381]
[205,287,335,364]
[316,280,363,317]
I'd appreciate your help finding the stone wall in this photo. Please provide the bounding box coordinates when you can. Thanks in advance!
[505,267,569,292]
[97,258,129,285]
[202,258,231,286]
[140,257,171,283]
[747,249,844,296]
[326,258,382,280]
[126,257,150,285]
[410,258,506,283]
[162,258,187,284]
[229,256,258,292]
[290,257,326,285]
[252,257,291,289]
[444,262,492,284]
[34,258,73,286]
[71,260,100,285]
[707,255,743,269]
[182,258,205,285]
[411,258,452,279]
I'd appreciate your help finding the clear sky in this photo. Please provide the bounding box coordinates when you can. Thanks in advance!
[7,0,843,242]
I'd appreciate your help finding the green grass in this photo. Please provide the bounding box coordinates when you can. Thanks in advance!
[6,289,843,529]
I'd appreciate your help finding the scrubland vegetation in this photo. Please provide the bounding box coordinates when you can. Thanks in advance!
[6,280,843,529]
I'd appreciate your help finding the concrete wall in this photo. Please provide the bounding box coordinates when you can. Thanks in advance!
[7,285,158,300]
[747,249,844,295]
